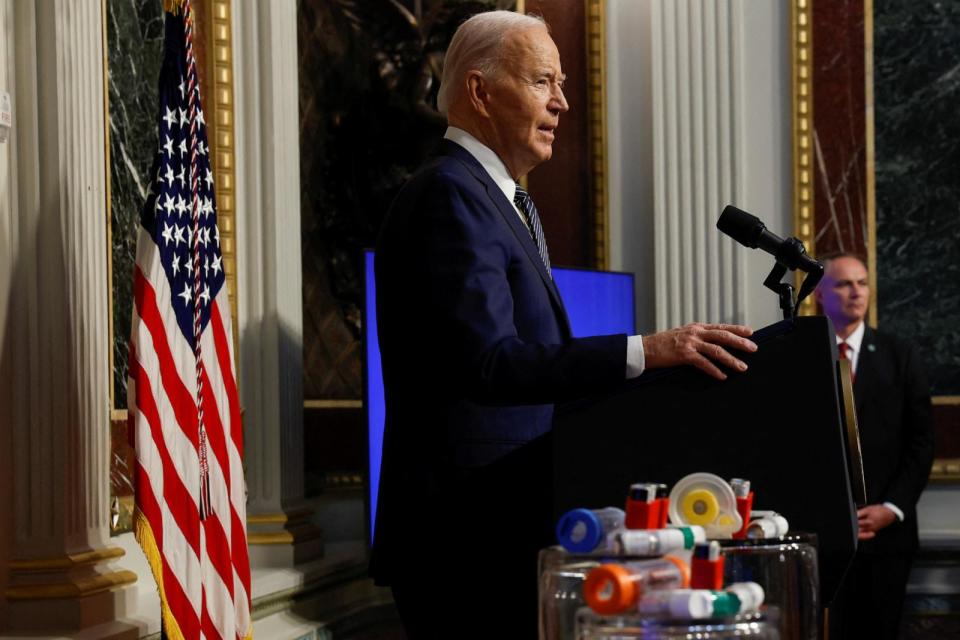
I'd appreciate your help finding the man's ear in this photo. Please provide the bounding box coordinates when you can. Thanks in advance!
[465,71,491,118]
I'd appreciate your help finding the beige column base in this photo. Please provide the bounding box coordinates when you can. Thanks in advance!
[248,507,325,567]
[5,548,138,635]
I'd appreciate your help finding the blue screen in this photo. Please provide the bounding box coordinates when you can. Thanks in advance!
[364,250,635,542]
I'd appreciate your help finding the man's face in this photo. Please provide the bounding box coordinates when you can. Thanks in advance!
[482,26,569,178]
[816,256,870,327]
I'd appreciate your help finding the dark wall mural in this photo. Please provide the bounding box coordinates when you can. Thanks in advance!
[298,0,510,401]
[874,0,960,397]
[297,1,603,490]
[297,0,514,490]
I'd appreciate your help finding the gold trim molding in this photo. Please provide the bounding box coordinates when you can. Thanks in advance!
[247,532,296,545]
[586,0,609,269]
[931,459,960,482]
[304,399,363,409]
[103,0,116,407]
[863,0,878,327]
[248,527,324,546]
[9,547,125,572]
[206,0,239,353]
[248,507,323,546]
[7,547,137,601]
[791,0,815,315]
[247,508,313,525]
[932,395,960,475]
[5,571,138,601]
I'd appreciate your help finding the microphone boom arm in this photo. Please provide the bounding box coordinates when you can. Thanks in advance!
[763,236,824,319]
[763,261,795,320]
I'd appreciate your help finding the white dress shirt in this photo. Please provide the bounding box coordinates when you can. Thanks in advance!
[443,126,645,379]
[838,320,865,374]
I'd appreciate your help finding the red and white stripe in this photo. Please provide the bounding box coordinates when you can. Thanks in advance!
[130,227,252,640]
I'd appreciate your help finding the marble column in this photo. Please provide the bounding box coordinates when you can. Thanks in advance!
[650,0,748,329]
[1,0,136,635]
[606,0,792,331]
[232,0,322,567]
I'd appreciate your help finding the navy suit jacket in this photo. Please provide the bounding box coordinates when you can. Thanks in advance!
[854,326,934,554]
[370,140,627,582]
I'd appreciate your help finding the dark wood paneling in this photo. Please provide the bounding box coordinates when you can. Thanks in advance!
[933,404,960,459]
[303,407,364,495]
[812,0,867,257]
[525,1,594,268]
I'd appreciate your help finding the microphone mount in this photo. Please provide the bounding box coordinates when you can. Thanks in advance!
[762,237,823,320]
[716,206,824,320]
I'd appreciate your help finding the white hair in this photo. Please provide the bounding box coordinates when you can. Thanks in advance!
[437,10,547,116]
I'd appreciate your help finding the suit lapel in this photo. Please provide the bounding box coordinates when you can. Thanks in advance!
[437,141,571,334]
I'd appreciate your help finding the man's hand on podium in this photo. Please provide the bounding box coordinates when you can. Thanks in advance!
[856,504,898,540]
[642,323,757,381]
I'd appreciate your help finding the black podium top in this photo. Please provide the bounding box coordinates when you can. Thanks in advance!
[553,316,858,605]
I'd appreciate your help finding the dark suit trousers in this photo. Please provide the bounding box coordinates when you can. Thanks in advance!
[834,552,914,640]
[386,441,554,639]
[392,565,537,640]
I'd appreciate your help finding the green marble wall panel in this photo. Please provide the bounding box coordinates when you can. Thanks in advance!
[874,0,960,395]
[107,0,164,533]
[108,0,164,408]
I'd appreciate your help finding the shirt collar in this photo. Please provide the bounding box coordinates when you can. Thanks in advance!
[444,126,517,203]
[837,320,865,354]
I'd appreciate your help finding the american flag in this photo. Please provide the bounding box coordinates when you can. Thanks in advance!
[128,4,252,639]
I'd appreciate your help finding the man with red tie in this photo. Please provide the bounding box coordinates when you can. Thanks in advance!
[816,252,934,639]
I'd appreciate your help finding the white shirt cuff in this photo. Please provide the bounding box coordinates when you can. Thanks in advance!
[626,335,645,379]
[883,502,905,522]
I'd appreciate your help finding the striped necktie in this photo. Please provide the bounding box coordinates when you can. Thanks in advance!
[513,184,552,277]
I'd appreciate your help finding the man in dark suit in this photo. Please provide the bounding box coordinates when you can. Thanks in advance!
[816,253,934,639]
[371,10,757,636]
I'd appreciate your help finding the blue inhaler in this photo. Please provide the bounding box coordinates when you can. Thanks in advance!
[556,507,625,553]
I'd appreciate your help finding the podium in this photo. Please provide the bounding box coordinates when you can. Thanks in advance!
[552,316,861,605]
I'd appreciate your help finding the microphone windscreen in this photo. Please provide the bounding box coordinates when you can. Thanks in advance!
[717,206,765,249]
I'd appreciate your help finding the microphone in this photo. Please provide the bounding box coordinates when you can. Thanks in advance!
[717,205,824,317]
[716,205,822,274]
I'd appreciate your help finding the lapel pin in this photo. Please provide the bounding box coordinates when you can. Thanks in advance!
[867,343,876,352]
